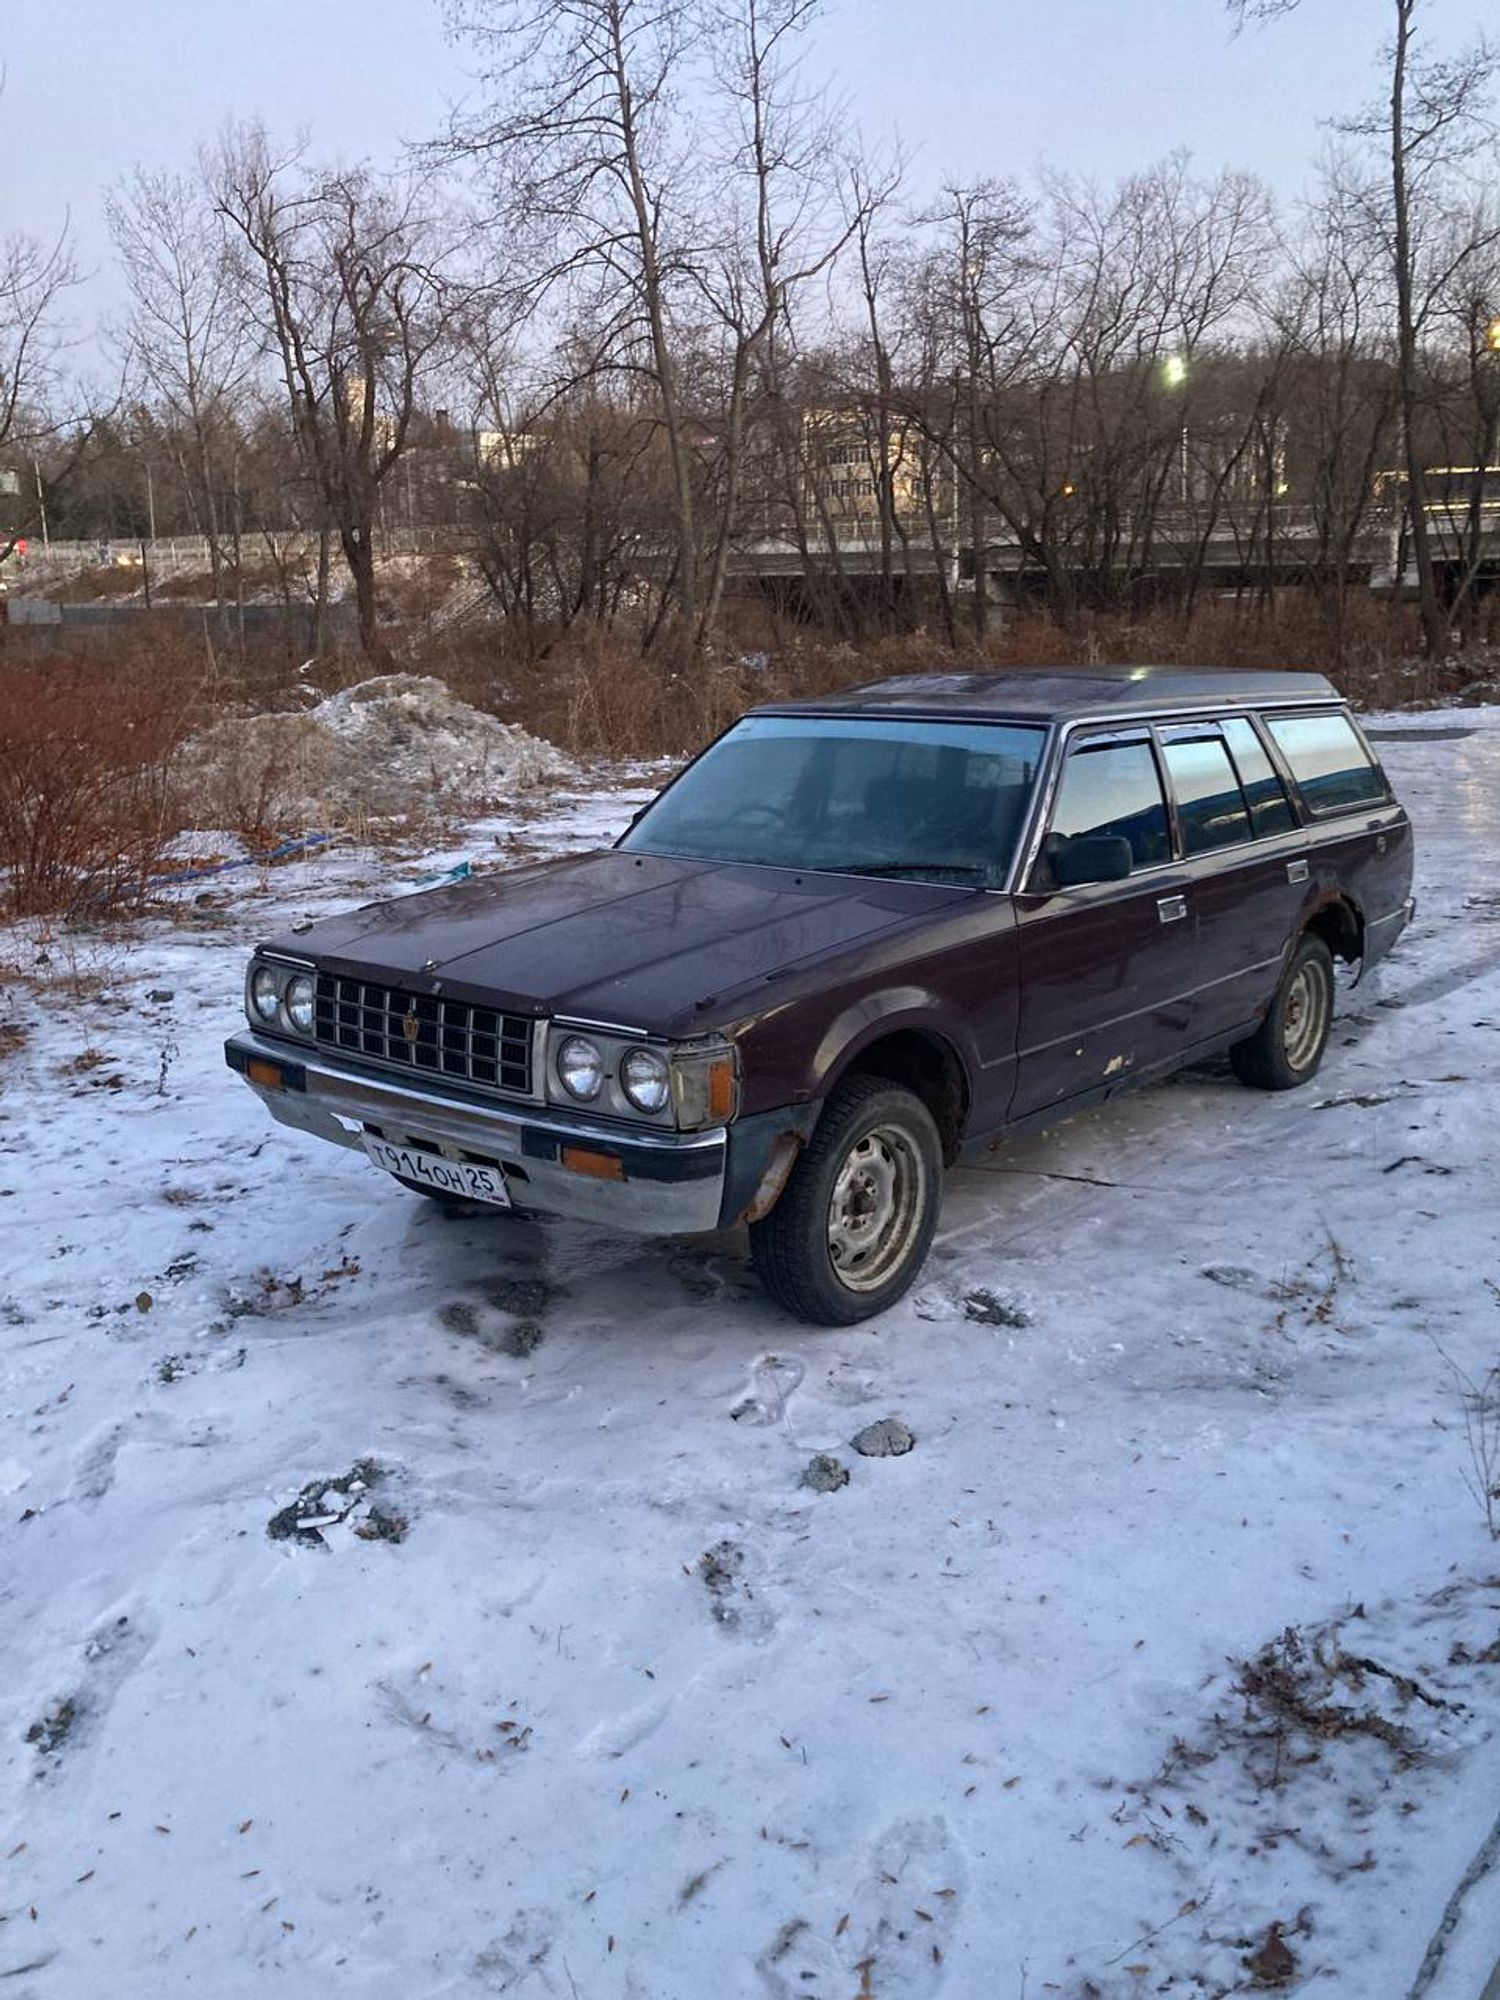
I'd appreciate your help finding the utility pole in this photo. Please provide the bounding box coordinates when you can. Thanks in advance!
[32,458,50,551]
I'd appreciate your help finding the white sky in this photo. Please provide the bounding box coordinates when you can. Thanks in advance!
[1,0,1494,359]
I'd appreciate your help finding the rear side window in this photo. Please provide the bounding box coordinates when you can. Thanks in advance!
[1265,711,1385,814]
[1044,739,1170,872]
[1221,717,1296,837]
[1161,734,1251,854]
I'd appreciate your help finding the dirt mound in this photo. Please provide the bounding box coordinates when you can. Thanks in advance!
[183,674,571,828]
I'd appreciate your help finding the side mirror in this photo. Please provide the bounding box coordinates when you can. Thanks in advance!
[1051,834,1133,887]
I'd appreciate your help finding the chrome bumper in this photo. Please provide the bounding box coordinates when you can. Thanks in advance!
[225,1030,728,1234]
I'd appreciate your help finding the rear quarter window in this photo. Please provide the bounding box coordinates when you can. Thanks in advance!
[1265,711,1386,815]
[1221,717,1296,837]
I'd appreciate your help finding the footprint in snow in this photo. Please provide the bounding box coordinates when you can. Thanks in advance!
[730,1352,805,1425]
[70,1423,123,1504]
[470,1906,557,1991]
[438,1297,547,1359]
[699,1539,776,1641]
[25,1603,159,1779]
[755,1815,966,1998]
[574,1693,671,1759]
[68,1410,222,1505]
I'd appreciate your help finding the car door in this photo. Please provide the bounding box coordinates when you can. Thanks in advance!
[1010,729,1196,1120]
[1262,708,1414,968]
[1156,717,1309,1045]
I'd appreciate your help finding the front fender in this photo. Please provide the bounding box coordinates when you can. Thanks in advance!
[812,988,979,1101]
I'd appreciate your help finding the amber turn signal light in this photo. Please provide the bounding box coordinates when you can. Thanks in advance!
[247,1058,286,1091]
[560,1144,626,1182]
[705,1056,737,1123]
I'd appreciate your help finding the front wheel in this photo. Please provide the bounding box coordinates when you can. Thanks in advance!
[1230,933,1335,1091]
[749,1075,943,1325]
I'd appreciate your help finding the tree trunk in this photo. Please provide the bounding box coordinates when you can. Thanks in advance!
[1390,0,1448,658]
[314,524,331,657]
[611,30,700,640]
[342,524,381,662]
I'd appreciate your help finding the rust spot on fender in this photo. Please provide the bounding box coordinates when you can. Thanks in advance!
[738,1131,805,1224]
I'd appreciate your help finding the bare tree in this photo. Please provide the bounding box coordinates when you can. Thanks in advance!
[1433,217,1500,639]
[689,0,874,641]
[217,127,452,659]
[107,167,252,606]
[1267,167,1400,655]
[443,0,710,637]
[1228,0,1498,654]
[0,224,80,556]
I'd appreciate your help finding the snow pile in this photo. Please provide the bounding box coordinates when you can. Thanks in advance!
[183,674,571,827]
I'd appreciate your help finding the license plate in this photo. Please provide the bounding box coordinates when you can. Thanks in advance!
[362,1136,512,1208]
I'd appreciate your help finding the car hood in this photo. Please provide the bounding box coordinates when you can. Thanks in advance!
[262,849,967,1033]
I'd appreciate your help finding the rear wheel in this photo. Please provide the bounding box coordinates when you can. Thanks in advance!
[1230,933,1335,1091]
[749,1075,943,1325]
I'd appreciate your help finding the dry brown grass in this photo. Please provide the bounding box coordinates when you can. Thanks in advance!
[412,590,1465,760]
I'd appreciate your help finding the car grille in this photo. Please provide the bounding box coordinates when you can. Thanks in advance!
[314,974,534,1097]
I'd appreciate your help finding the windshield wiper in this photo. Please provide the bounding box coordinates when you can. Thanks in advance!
[842,861,992,882]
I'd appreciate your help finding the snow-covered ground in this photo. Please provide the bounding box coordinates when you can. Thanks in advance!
[2,725,1499,2000]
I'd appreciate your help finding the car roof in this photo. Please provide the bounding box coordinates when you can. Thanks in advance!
[756,663,1340,724]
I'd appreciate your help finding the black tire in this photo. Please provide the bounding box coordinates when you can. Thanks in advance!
[1230,933,1335,1091]
[749,1075,943,1325]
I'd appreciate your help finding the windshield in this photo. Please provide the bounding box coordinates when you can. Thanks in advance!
[621,714,1046,887]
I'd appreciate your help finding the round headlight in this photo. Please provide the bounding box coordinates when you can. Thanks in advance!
[556,1035,604,1101]
[620,1047,670,1115]
[250,964,282,1023]
[284,973,315,1035]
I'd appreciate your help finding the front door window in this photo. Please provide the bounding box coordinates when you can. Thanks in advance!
[1036,738,1170,884]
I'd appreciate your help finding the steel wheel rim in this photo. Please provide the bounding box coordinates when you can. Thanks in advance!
[1282,961,1329,1071]
[826,1122,927,1293]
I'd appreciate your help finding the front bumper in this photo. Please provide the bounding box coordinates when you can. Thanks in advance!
[225,1029,730,1234]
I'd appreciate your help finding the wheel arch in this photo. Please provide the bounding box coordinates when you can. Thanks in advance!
[823,1017,973,1166]
[1304,892,1364,965]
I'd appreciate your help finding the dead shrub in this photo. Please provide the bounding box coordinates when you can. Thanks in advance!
[0,654,196,919]
[1232,1623,1431,1785]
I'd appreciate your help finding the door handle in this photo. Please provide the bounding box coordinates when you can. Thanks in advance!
[1287,859,1309,884]
[1157,894,1188,924]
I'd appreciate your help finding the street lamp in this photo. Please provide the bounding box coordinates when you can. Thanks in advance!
[1486,316,1500,355]
[1161,353,1190,501]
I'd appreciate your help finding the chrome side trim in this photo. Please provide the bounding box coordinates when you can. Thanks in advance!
[552,1014,657,1038]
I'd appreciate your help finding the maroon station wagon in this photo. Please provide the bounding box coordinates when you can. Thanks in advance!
[226,666,1415,1324]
